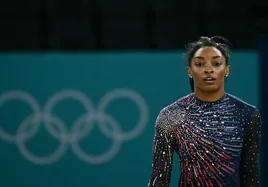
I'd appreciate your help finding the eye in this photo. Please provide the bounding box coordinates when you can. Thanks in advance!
[214,62,222,66]
[195,62,203,67]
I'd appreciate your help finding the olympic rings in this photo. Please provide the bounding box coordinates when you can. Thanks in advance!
[0,89,149,165]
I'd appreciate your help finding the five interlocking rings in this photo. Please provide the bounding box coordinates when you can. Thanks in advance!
[0,89,149,165]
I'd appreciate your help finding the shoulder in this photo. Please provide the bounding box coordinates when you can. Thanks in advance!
[225,93,262,133]
[159,93,193,114]
[226,93,258,111]
[226,93,260,116]
[156,93,193,125]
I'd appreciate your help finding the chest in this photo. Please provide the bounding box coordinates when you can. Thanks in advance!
[172,105,248,153]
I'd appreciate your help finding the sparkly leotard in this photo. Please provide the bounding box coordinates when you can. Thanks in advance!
[148,93,261,187]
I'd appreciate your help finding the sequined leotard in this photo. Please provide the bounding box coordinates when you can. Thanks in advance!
[148,93,261,187]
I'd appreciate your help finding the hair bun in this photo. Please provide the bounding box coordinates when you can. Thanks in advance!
[210,35,232,48]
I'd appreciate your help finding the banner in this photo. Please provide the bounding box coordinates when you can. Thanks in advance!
[0,52,260,187]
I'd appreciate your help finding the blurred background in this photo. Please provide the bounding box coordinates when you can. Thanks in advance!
[0,0,267,186]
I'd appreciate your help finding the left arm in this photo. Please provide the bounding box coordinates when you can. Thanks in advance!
[239,109,262,187]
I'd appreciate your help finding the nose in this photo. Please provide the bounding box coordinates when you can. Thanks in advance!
[204,69,214,74]
[204,65,214,74]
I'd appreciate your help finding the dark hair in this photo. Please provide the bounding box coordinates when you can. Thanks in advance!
[185,36,231,92]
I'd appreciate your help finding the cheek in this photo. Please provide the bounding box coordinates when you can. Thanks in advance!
[192,72,203,83]
[216,71,227,82]
[191,67,202,76]
[216,67,227,76]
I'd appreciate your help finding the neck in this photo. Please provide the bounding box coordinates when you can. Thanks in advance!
[194,88,225,102]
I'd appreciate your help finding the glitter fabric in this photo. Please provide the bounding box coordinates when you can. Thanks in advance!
[148,93,261,187]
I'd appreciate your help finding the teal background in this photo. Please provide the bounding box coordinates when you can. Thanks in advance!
[0,51,260,187]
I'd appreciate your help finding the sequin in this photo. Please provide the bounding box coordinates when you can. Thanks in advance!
[148,93,261,187]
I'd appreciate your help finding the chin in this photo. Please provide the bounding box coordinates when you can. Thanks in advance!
[200,86,220,92]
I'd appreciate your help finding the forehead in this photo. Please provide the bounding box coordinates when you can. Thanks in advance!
[194,47,223,58]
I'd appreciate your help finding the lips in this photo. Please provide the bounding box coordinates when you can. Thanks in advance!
[203,77,216,81]
[203,77,216,83]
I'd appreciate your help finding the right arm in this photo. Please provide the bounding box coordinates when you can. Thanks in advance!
[148,109,176,187]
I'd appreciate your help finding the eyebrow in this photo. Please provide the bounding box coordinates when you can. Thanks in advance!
[194,56,222,60]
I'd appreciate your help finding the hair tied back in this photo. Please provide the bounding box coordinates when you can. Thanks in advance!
[210,36,232,48]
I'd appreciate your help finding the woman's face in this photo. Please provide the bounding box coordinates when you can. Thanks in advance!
[188,47,230,93]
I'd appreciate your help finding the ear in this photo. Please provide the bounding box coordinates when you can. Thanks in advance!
[188,67,192,78]
[225,65,230,78]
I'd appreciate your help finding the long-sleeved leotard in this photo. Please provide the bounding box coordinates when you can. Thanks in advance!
[148,93,261,187]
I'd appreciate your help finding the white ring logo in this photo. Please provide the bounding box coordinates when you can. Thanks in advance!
[0,89,149,165]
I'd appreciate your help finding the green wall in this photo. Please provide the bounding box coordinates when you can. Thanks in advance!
[0,52,259,187]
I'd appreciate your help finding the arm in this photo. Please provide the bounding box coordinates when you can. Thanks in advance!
[239,109,262,187]
[148,109,176,187]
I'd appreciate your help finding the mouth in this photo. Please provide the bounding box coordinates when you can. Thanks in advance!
[203,77,216,83]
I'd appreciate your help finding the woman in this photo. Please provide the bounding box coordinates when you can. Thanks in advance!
[148,36,262,187]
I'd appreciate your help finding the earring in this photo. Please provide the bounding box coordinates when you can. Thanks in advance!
[225,74,228,78]
[189,75,192,78]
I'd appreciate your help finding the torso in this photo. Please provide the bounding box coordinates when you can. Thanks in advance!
[165,93,256,186]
